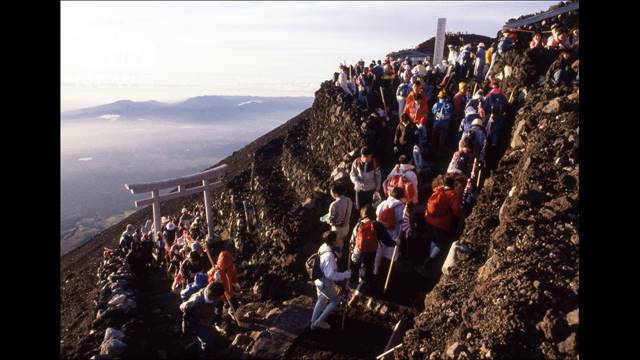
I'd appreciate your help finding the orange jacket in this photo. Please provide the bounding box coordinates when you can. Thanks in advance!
[207,251,239,300]
[404,90,429,126]
[424,186,462,231]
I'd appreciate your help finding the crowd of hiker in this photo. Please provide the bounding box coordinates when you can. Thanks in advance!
[113,20,578,355]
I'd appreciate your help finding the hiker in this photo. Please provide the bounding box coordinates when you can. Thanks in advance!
[180,272,209,302]
[119,224,137,252]
[546,49,574,86]
[447,147,474,178]
[396,74,412,117]
[310,231,352,330]
[452,82,468,132]
[349,146,382,211]
[435,59,449,76]
[163,221,179,249]
[374,187,406,275]
[415,176,462,277]
[141,219,153,238]
[457,44,473,79]
[432,90,453,156]
[459,118,487,161]
[447,44,459,66]
[347,206,396,306]
[208,250,243,332]
[497,30,516,55]
[483,43,495,80]
[180,281,225,353]
[474,43,486,82]
[327,183,353,250]
[394,113,418,161]
[412,60,427,78]
[338,65,353,96]
[403,78,429,148]
[569,28,579,51]
[483,79,509,148]
[180,208,194,229]
[530,32,544,49]
[383,155,418,205]
[181,244,208,285]
[362,112,387,162]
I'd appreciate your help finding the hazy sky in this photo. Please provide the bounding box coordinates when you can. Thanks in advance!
[61,1,555,111]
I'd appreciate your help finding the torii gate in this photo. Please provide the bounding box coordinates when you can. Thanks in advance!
[124,164,227,242]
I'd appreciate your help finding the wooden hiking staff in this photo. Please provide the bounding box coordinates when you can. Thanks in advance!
[376,343,403,359]
[341,241,353,330]
[383,245,398,294]
[379,86,388,113]
[204,246,245,328]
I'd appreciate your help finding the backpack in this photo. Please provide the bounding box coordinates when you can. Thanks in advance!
[386,173,416,201]
[305,249,333,281]
[355,221,378,253]
[488,94,507,116]
[427,187,451,217]
[374,221,397,247]
[378,201,401,230]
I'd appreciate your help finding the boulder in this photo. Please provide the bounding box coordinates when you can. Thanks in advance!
[543,98,562,114]
[446,342,464,359]
[104,327,125,342]
[510,120,526,148]
[566,309,579,326]
[557,333,577,355]
[99,338,127,357]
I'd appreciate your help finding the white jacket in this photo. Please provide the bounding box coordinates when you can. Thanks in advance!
[339,71,352,95]
[314,243,350,286]
[383,164,419,204]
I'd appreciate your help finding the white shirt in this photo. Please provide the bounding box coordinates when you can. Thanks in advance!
[314,243,350,286]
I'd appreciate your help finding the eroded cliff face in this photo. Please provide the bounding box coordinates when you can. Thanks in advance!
[400,50,579,359]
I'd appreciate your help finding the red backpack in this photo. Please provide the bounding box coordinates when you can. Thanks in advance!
[426,187,451,217]
[386,173,417,201]
[378,202,401,230]
[355,221,378,253]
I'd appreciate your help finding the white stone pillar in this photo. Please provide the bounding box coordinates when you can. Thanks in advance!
[151,189,161,242]
[434,18,447,65]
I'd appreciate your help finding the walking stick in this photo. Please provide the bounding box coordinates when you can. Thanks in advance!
[383,244,398,294]
[341,241,353,330]
[379,86,388,114]
[204,246,245,327]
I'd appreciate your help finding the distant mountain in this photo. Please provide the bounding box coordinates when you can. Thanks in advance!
[61,95,314,122]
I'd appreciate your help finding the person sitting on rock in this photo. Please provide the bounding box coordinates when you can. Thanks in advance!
[393,113,418,161]
[416,176,462,277]
[180,281,225,354]
[310,231,352,331]
[119,224,136,253]
[347,205,396,306]
[327,182,353,253]
[349,146,381,211]
[546,49,574,87]
[208,250,243,333]
[432,90,453,156]
[374,187,406,276]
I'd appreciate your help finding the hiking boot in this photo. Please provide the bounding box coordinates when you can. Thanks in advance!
[310,320,331,330]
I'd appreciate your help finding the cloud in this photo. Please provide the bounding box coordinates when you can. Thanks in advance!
[237,100,264,107]
[99,114,121,121]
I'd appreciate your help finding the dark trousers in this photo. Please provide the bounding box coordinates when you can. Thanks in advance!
[355,251,376,296]
[355,190,375,210]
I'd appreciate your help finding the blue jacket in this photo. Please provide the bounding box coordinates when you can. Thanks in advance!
[396,83,411,98]
[497,36,513,55]
[460,112,482,133]
[432,100,453,122]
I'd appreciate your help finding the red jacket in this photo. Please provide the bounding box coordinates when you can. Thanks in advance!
[207,251,239,300]
[404,90,429,126]
[453,91,466,120]
[424,186,462,231]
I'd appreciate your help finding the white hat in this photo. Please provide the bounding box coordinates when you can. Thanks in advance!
[166,222,177,231]
[181,208,188,213]
[471,118,484,127]
[478,42,486,48]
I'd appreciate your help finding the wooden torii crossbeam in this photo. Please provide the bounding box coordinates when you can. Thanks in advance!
[124,164,228,242]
